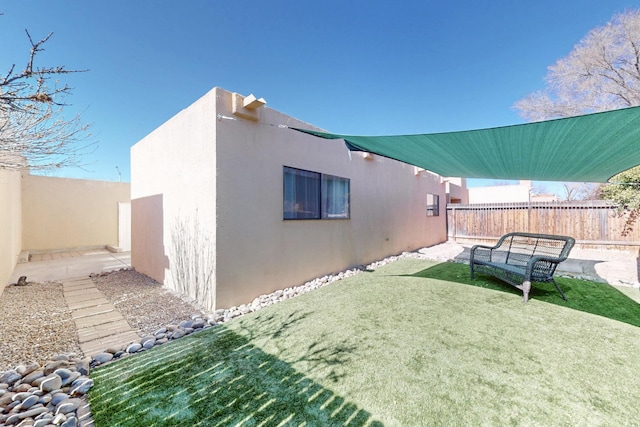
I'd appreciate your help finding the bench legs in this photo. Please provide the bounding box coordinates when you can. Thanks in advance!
[552,279,568,301]
[522,280,531,303]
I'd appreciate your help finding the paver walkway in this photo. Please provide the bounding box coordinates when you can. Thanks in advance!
[63,276,140,357]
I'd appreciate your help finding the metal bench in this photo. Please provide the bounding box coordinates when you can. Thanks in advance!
[469,232,575,302]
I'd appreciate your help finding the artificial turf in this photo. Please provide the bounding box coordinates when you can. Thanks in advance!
[89,259,640,426]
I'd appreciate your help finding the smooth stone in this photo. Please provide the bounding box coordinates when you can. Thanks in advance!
[126,343,142,353]
[56,398,82,414]
[140,335,155,345]
[70,378,93,396]
[13,383,32,393]
[75,361,90,376]
[54,369,72,380]
[153,327,167,336]
[0,392,16,407]
[19,394,39,409]
[44,361,69,376]
[52,413,67,425]
[171,329,185,340]
[12,392,31,402]
[93,353,113,364]
[0,371,21,386]
[34,418,54,427]
[17,405,48,419]
[51,393,70,406]
[61,372,81,387]
[4,413,20,425]
[142,339,155,350]
[106,345,122,354]
[16,363,40,377]
[61,415,78,427]
[23,370,45,385]
[34,419,52,427]
[40,374,62,392]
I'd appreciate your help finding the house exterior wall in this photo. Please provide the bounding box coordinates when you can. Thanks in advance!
[131,88,218,307]
[0,168,22,293]
[446,177,468,204]
[131,87,448,311]
[21,174,130,251]
[214,89,446,308]
[468,182,531,204]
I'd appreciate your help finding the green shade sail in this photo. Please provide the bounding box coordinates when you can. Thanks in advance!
[293,106,640,182]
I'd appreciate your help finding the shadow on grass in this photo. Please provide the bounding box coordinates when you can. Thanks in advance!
[404,262,640,328]
[89,310,382,427]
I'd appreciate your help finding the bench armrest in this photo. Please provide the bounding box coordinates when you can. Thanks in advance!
[524,255,568,280]
[470,244,496,263]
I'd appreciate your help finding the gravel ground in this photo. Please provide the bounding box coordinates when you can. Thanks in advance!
[92,269,206,336]
[0,269,205,372]
[0,280,82,372]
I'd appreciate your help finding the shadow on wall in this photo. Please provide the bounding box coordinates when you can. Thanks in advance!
[89,310,383,426]
[131,194,169,284]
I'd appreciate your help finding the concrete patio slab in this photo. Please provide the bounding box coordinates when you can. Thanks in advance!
[8,250,131,284]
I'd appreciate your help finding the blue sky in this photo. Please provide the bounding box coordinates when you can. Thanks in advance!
[2,1,640,195]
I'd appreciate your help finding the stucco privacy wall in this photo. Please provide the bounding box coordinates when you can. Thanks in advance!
[132,87,447,310]
[0,168,22,293]
[21,175,130,251]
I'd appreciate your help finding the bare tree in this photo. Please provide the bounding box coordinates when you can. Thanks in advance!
[1,22,93,171]
[514,9,640,121]
[561,183,601,201]
[514,9,640,232]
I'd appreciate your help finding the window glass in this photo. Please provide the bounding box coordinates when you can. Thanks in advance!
[426,193,439,217]
[283,167,350,220]
[284,167,321,219]
[322,174,350,219]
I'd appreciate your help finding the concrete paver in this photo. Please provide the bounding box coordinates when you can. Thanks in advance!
[9,250,140,357]
[62,276,141,357]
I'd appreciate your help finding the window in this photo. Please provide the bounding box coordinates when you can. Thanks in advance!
[426,193,439,217]
[284,166,350,220]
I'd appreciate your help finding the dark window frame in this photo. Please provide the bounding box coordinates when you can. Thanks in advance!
[426,193,440,217]
[283,166,350,220]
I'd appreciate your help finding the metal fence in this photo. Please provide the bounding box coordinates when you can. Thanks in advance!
[446,201,640,247]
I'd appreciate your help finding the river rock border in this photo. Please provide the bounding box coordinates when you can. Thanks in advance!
[0,250,432,426]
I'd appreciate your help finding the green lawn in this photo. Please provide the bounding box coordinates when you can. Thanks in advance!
[89,259,640,426]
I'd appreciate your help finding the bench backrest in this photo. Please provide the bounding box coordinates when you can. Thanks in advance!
[496,232,575,270]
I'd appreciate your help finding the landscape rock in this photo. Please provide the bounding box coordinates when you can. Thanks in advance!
[40,374,62,392]
[93,353,114,364]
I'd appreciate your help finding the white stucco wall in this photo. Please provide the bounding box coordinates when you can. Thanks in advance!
[214,90,446,308]
[468,182,531,204]
[21,175,130,251]
[0,169,22,292]
[132,87,448,310]
[131,88,218,308]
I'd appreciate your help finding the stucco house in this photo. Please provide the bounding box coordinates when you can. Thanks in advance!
[131,87,466,311]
